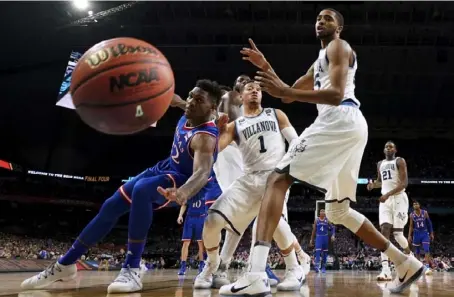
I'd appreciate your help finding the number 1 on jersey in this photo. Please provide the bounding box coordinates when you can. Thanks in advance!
[258,135,267,153]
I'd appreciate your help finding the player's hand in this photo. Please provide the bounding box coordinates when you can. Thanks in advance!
[331,236,335,242]
[240,38,268,70]
[407,236,412,245]
[367,181,375,191]
[255,70,288,98]
[177,216,184,224]
[157,187,188,205]
[430,233,434,241]
[379,194,389,203]
[217,113,229,133]
[309,240,314,248]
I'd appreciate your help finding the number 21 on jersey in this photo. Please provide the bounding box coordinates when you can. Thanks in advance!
[382,170,392,180]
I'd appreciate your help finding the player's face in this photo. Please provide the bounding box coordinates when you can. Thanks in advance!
[241,82,262,106]
[320,209,326,218]
[234,75,250,92]
[185,87,214,120]
[384,142,396,158]
[315,10,340,39]
[413,202,420,210]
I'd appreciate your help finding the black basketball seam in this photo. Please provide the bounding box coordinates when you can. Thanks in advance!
[71,59,171,96]
[75,82,174,108]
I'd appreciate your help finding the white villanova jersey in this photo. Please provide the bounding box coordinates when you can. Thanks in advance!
[313,46,360,114]
[379,158,405,195]
[235,108,285,173]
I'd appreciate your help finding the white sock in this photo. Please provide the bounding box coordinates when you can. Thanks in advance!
[250,243,270,272]
[384,243,407,266]
[381,252,389,270]
[220,231,241,265]
[283,251,299,269]
[295,246,309,262]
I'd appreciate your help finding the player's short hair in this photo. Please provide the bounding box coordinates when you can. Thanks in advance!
[386,140,397,148]
[196,79,223,107]
[239,79,259,93]
[220,85,232,93]
[413,200,420,205]
[325,8,344,27]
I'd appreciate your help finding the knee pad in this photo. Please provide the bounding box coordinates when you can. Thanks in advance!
[393,231,408,249]
[325,200,365,233]
[273,217,295,251]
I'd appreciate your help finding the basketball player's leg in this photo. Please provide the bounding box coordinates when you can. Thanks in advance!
[392,193,411,254]
[272,216,306,290]
[223,111,422,295]
[324,152,423,293]
[178,237,191,275]
[219,118,357,296]
[421,233,433,274]
[20,173,142,290]
[195,174,263,289]
[194,216,206,273]
[108,173,182,293]
[377,201,393,281]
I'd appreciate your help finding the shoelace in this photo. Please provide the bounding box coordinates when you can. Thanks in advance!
[114,265,140,285]
[38,262,62,280]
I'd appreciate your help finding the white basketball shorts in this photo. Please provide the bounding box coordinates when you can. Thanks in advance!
[214,143,244,192]
[379,192,409,229]
[209,170,271,235]
[276,105,368,203]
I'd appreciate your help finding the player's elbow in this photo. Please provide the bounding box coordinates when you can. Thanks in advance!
[329,89,344,106]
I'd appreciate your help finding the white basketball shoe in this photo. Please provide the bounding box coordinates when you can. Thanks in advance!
[107,267,143,293]
[385,255,424,293]
[277,265,305,291]
[194,260,219,289]
[21,262,77,290]
[219,272,271,297]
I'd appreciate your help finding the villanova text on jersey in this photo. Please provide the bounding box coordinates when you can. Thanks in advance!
[241,120,278,140]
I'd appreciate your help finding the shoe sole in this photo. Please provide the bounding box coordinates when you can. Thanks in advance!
[388,266,425,294]
[220,291,272,297]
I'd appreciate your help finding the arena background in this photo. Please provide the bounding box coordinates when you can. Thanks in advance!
[0,1,453,273]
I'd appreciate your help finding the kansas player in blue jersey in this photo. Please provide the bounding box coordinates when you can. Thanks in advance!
[408,201,435,275]
[310,209,336,273]
[21,80,223,293]
[177,192,208,275]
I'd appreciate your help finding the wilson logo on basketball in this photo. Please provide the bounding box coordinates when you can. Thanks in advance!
[85,44,161,68]
[109,67,160,93]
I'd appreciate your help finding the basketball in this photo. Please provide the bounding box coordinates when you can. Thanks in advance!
[70,37,175,135]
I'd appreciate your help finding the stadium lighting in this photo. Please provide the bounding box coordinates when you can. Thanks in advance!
[73,0,89,10]
[88,10,93,16]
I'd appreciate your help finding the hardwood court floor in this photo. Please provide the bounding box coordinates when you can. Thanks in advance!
[1,269,452,297]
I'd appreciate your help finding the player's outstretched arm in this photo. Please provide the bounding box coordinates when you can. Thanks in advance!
[218,122,236,152]
[170,94,187,110]
[256,39,350,106]
[158,133,216,205]
[383,158,408,198]
[275,109,298,144]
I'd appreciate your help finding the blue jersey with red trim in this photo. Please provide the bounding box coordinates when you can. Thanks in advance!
[187,196,206,216]
[316,218,329,236]
[411,210,428,233]
[170,115,219,178]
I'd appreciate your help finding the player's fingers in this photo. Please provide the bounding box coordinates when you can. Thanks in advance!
[157,186,168,196]
[249,38,259,51]
[256,71,273,79]
[242,57,250,61]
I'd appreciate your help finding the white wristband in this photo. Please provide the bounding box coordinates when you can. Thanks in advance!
[281,126,298,143]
